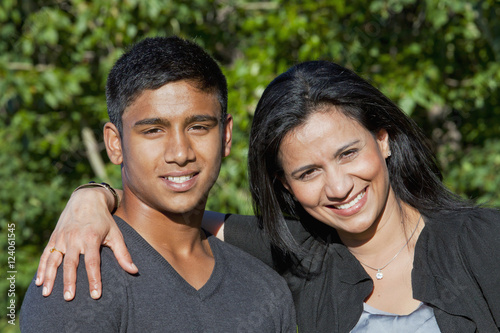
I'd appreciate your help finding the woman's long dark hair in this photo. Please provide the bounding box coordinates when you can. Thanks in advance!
[248,61,470,256]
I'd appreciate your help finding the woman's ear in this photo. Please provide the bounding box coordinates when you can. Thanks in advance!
[103,122,123,165]
[376,129,391,158]
[277,174,293,196]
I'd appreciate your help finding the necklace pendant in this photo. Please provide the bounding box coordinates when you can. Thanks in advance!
[376,270,384,280]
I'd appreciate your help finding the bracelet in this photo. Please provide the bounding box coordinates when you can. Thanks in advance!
[73,181,120,214]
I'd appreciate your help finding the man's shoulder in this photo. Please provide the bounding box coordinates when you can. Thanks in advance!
[210,235,287,287]
[19,219,142,332]
[211,235,270,267]
[207,235,296,331]
[20,247,126,332]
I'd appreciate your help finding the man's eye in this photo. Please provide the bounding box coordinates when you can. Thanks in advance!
[190,125,209,131]
[143,128,161,134]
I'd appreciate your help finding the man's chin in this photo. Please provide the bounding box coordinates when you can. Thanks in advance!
[156,202,207,219]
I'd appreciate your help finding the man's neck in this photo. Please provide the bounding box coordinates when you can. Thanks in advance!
[115,192,209,259]
[115,192,215,290]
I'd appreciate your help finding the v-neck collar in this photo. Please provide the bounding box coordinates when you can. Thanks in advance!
[114,216,224,301]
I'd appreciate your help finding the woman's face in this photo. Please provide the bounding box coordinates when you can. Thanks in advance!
[279,108,393,238]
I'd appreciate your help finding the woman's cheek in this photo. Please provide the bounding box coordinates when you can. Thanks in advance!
[292,181,321,207]
[352,151,385,180]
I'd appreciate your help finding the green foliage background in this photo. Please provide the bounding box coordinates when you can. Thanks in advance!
[1,0,499,330]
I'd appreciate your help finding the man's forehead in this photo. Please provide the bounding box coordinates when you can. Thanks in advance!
[123,81,222,121]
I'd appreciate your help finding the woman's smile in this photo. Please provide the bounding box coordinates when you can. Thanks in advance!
[327,186,368,216]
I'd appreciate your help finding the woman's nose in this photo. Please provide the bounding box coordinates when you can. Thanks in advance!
[323,167,354,201]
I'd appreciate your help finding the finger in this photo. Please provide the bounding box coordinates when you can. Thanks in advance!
[105,229,138,274]
[62,247,80,301]
[36,243,55,286]
[84,241,103,299]
[42,249,65,297]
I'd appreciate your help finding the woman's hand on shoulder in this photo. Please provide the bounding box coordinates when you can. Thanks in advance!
[36,186,137,301]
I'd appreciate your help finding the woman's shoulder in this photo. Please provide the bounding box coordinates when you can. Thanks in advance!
[415,207,500,282]
[422,207,500,244]
[424,207,500,227]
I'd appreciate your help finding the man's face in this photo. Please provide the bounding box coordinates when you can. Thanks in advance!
[106,80,232,218]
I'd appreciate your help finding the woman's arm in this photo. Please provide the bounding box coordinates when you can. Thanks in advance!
[202,211,225,240]
[37,185,227,301]
[36,187,137,301]
[463,208,500,323]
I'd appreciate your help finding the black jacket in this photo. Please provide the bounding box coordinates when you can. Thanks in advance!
[225,208,500,332]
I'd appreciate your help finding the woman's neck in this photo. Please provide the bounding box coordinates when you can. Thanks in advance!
[341,195,422,268]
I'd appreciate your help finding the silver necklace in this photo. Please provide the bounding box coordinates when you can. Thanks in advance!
[357,215,422,280]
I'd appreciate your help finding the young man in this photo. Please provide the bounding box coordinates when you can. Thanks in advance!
[21,36,295,332]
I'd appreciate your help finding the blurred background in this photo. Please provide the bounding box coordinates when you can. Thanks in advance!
[1,0,499,330]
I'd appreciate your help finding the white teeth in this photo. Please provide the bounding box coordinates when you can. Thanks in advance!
[334,190,365,210]
[165,175,194,183]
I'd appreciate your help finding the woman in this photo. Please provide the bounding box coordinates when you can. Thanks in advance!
[36,61,500,332]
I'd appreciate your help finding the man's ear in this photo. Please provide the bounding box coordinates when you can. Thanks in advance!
[104,122,123,165]
[376,129,390,158]
[222,114,233,158]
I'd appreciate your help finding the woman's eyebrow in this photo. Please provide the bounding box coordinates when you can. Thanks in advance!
[289,139,360,177]
[333,140,360,157]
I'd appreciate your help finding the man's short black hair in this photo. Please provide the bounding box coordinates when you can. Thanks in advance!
[106,36,228,133]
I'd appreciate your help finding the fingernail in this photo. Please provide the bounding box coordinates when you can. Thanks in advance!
[64,291,72,300]
[131,263,138,271]
[91,290,99,299]
[35,277,40,285]
[42,287,48,296]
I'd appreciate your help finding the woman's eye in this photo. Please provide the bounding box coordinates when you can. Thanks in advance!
[299,169,316,180]
[341,149,358,159]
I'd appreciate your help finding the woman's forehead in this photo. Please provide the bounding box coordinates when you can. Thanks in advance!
[278,110,371,164]
[288,109,365,142]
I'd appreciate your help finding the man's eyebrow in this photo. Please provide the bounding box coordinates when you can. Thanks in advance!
[133,118,168,127]
[185,114,219,124]
[133,115,219,128]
